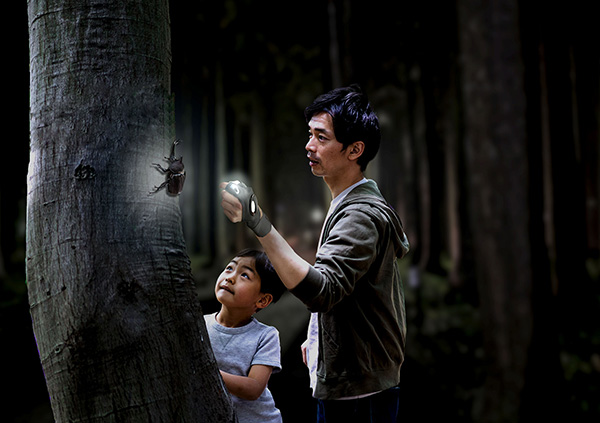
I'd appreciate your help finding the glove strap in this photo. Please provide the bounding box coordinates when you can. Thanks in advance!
[225,181,272,237]
[249,213,272,238]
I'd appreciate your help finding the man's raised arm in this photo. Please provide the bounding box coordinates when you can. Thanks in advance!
[219,181,310,290]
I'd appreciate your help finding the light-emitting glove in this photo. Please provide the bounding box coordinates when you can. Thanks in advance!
[224,181,272,237]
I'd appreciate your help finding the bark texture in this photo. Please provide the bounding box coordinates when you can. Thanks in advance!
[27,1,235,421]
[458,0,533,421]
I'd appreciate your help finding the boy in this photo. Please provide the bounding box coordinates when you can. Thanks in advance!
[204,249,286,423]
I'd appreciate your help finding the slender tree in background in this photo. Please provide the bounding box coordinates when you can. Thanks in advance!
[457,1,534,421]
[27,1,235,421]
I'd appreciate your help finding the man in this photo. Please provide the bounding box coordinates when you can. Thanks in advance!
[220,85,410,423]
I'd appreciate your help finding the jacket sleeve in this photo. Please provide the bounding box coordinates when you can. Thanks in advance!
[290,207,380,312]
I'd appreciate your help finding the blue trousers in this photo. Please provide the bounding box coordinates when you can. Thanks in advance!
[316,386,400,423]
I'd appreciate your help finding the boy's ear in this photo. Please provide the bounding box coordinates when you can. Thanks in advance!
[256,293,273,310]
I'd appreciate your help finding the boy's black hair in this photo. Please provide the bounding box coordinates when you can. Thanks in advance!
[235,249,286,303]
[304,84,381,171]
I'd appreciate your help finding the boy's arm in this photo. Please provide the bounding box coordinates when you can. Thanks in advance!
[220,365,273,401]
[220,183,309,290]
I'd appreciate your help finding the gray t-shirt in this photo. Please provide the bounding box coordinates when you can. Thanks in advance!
[204,313,282,423]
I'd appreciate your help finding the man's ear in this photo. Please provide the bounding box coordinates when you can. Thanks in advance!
[256,293,273,310]
[347,141,365,162]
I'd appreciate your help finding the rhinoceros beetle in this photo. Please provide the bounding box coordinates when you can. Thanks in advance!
[150,139,186,195]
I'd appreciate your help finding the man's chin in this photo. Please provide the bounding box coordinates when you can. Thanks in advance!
[309,166,322,177]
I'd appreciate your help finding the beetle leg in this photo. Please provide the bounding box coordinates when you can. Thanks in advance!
[149,180,169,194]
[152,163,169,173]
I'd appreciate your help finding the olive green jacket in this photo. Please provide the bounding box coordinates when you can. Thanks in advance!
[291,180,410,399]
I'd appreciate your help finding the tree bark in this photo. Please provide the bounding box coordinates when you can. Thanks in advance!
[442,67,463,287]
[457,0,533,421]
[27,1,235,421]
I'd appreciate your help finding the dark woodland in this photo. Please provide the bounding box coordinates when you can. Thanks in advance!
[3,0,599,422]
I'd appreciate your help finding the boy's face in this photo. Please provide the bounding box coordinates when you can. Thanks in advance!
[215,256,271,312]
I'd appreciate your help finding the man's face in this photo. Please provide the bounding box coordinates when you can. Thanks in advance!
[305,112,350,179]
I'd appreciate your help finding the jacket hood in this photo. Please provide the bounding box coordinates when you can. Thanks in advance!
[339,180,410,259]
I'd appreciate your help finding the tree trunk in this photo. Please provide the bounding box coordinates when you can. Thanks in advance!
[457,0,533,421]
[27,1,236,421]
[411,64,432,273]
[327,0,342,88]
[442,67,463,287]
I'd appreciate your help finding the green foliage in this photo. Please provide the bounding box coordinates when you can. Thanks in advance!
[558,259,600,420]
[401,260,484,421]
[399,256,600,421]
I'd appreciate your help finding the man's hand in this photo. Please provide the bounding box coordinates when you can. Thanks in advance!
[220,181,272,237]
[301,340,309,367]
[219,181,243,223]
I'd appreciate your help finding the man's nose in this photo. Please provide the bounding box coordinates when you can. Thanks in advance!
[305,138,316,151]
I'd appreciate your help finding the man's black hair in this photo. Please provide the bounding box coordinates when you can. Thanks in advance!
[304,84,381,171]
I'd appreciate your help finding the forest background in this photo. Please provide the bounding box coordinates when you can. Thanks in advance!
[3,0,599,422]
